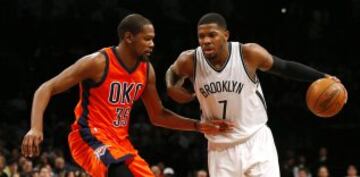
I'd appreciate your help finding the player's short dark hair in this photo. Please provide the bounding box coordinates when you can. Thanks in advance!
[117,14,152,40]
[198,13,227,30]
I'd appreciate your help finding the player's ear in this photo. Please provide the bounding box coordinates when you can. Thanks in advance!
[124,32,134,44]
[224,30,229,41]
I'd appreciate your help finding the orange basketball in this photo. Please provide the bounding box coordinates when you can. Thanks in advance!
[306,78,347,118]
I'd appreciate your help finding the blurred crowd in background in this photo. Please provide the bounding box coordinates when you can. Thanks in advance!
[0,0,359,176]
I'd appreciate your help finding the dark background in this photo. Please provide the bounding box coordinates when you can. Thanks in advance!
[0,0,359,176]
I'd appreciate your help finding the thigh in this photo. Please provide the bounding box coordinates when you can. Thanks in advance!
[68,129,140,177]
[244,126,280,177]
[68,130,108,177]
[208,146,243,177]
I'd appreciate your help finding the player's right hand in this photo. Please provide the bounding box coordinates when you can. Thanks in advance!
[198,119,235,135]
[21,128,43,157]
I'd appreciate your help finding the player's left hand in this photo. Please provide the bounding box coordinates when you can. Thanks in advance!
[197,119,235,135]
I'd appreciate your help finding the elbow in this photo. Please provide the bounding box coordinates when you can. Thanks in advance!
[166,87,177,97]
[148,107,168,127]
[149,115,162,127]
[166,87,177,98]
[167,87,182,103]
[35,82,53,96]
[148,108,161,126]
[166,87,194,104]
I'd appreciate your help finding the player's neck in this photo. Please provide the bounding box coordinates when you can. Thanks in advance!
[208,43,229,69]
[116,43,138,68]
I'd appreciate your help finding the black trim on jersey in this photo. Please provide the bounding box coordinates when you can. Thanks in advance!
[192,49,197,83]
[239,43,258,84]
[77,83,132,167]
[203,42,232,73]
[83,50,110,88]
[112,46,140,74]
[255,90,267,111]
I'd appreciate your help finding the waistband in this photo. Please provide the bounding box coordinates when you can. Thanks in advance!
[207,125,267,151]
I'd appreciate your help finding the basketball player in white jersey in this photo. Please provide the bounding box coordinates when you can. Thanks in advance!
[165,13,341,177]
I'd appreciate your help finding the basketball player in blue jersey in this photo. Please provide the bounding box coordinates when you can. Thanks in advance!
[166,13,342,177]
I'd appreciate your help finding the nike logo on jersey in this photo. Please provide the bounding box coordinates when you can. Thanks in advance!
[199,80,244,98]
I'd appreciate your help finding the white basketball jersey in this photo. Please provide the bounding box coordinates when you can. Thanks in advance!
[194,42,268,143]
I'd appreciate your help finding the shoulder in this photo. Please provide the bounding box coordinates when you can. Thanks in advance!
[242,43,265,56]
[242,43,271,58]
[241,43,273,71]
[74,51,107,79]
[76,51,107,68]
[177,49,195,64]
[171,49,196,78]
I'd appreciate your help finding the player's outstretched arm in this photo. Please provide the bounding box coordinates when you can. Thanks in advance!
[22,52,106,158]
[143,63,234,134]
[165,50,195,103]
[243,43,327,82]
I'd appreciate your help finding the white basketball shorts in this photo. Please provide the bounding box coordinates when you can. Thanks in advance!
[208,125,280,177]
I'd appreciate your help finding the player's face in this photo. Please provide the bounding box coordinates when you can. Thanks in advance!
[198,23,229,59]
[132,24,155,57]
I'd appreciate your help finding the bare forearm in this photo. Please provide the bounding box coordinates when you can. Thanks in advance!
[31,83,53,131]
[167,87,195,103]
[150,108,198,131]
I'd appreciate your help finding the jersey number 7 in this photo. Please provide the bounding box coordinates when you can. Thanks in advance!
[218,100,227,119]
